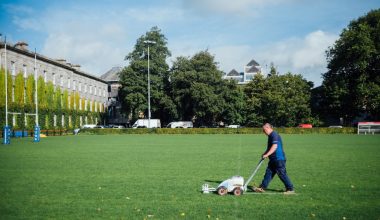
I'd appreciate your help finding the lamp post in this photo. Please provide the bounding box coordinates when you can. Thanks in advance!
[143,40,156,128]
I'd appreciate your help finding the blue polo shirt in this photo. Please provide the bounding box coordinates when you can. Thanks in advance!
[266,131,286,161]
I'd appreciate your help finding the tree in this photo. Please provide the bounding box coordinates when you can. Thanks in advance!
[45,82,55,111]
[244,73,266,127]
[219,80,246,125]
[25,75,35,110]
[322,9,380,123]
[244,72,312,127]
[37,76,46,109]
[119,26,176,124]
[14,73,24,108]
[62,90,69,110]
[170,51,231,126]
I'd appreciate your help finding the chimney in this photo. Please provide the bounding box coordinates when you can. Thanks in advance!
[56,59,67,65]
[72,64,81,71]
[14,41,29,50]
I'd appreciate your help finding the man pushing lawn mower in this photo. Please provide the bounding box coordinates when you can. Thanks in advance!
[254,123,295,195]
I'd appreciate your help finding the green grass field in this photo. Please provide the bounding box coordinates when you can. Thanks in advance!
[0,134,379,219]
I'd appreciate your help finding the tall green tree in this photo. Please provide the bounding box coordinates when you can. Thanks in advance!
[244,73,266,127]
[244,71,312,127]
[45,82,55,111]
[25,74,35,110]
[14,73,24,108]
[119,26,176,124]
[170,51,233,126]
[37,76,46,109]
[322,9,380,123]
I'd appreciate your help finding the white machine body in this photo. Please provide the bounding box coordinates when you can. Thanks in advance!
[218,176,244,192]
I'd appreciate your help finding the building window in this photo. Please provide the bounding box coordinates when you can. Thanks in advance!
[44,71,47,82]
[84,84,87,93]
[23,65,27,78]
[73,80,76,91]
[78,81,81,92]
[11,61,16,76]
[53,73,56,85]
[68,77,71,89]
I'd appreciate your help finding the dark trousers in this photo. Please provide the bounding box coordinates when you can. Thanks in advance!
[261,160,294,191]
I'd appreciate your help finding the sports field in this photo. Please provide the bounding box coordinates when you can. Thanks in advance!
[0,134,379,219]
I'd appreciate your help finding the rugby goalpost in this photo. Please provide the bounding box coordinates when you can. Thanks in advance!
[2,36,40,145]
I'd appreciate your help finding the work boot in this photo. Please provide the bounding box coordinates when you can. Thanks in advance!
[283,190,296,195]
[253,187,265,193]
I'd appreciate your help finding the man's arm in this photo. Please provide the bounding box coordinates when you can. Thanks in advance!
[263,144,277,159]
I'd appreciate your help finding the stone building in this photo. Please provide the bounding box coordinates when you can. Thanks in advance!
[223,59,263,84]
[100,66,129,126]
[0,41,108,127]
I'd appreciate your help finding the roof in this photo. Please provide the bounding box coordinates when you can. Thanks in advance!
[247,59,260,67]
[246,66,260,73]
[227,69,240,76]
[0,42,107,84]
[100,66,123,82]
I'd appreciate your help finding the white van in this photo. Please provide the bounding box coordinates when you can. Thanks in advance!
[132,119,161,129]
[166,121,193,128]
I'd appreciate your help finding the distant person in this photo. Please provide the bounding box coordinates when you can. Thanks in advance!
[254,123,295,194]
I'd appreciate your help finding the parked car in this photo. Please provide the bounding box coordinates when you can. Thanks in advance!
[298,124,313,128]
[227,125,240,128]
[166,121,193,128]
[329,125,343,128]
[82,124,97,129]
[112,125,125,129]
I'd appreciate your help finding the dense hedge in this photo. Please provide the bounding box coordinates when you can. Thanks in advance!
[80,127,356,135]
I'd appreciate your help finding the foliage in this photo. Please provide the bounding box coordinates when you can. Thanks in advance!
[62,90,69,110]
[25,75,35,110]
[0,69,103,130]
[0,68,4,106]
[37,76,46,109]
[170,51,244,126]
[322,9,380,123]
[80,127,355,135]
[244,71,313,127]
[14,73,24,108]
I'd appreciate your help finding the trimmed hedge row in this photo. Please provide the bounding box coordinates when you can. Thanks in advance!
[80,127,356,135]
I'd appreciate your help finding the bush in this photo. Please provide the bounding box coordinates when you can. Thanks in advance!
[80,127,356,135]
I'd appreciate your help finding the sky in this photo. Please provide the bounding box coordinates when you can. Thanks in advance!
[1,0,379,86]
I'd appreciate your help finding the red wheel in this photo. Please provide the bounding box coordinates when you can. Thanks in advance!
[233,187,242,196]
[217,187,227,196]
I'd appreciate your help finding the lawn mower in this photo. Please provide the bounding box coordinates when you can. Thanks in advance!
[202,158,264,196]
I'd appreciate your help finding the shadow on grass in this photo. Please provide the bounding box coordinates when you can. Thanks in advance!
[204,180,223,184]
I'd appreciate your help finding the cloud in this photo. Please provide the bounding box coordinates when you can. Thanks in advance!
[209,30,338,86]
[184,0,297,15]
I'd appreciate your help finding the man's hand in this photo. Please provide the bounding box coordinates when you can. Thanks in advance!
[262,154,268,159]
